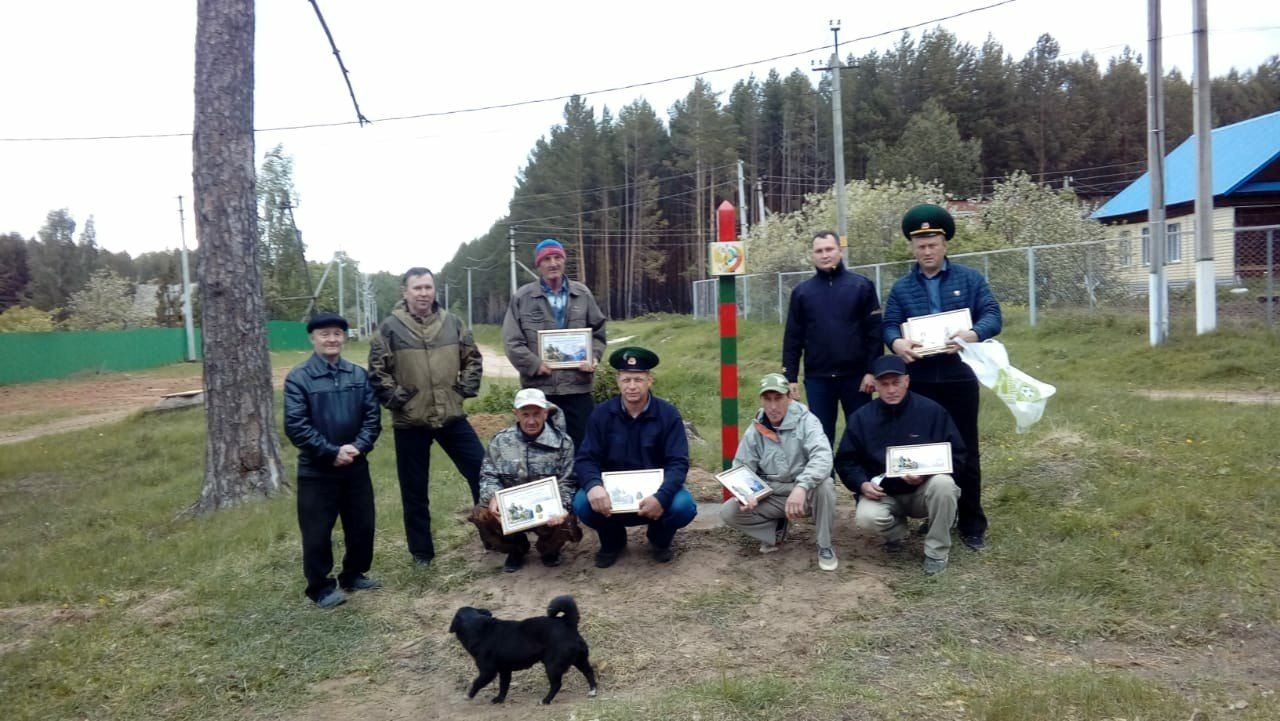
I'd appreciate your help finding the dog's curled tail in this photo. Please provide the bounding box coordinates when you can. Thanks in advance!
[546,595,580,627]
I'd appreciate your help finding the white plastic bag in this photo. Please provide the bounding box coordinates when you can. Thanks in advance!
[955,339,1056,434]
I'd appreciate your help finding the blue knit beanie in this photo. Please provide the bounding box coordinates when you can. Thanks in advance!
[534,238,566,266]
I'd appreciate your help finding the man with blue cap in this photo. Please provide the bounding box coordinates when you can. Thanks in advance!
[503,238,607,449]
[573,346,697,568]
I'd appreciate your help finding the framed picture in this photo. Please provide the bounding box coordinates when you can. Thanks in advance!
[537,328,593,370]
[901,308,972,356]
[715,465,773,505]
[601,469,664,513]
[884,443,953,479]
[495,477,566,535]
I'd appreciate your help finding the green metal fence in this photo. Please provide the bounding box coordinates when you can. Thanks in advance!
[0,321,310,385]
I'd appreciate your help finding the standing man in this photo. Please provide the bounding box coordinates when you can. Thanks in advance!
[470,388,582,573]
[284,313,382,608]
[834,356,965,575]
[503,238,607,449]
[572,347,697,568]
[719,373,838,571]
[783,230,883,445]
[369,267,485,567]
[882,204,1002,551]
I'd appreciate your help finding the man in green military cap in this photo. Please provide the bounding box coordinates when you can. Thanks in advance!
[572,346,698,567]
[881,203,1002,551]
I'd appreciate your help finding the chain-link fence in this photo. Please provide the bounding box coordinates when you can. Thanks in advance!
[692,225,1280,328]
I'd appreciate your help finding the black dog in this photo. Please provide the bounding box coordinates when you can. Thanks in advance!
[448,595,598,704]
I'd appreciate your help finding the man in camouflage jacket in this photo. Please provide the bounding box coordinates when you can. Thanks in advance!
[470,388,581,572]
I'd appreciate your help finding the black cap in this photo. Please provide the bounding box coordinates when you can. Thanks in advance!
[870,355,909,378]
[306,312,349,333]
[901,203,956,241]
[609,346,659,371]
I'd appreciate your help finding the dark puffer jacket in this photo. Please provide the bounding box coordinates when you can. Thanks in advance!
[882,260,1002,383]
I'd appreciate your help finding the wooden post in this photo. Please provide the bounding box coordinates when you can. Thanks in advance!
[716,201,739,499]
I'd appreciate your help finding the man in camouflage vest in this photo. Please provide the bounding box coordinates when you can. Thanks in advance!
[469,388,582,572]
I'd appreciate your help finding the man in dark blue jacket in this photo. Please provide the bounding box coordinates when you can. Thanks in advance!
[783,230,883,445]
[284,313,382,608]
[572,346,697,568]
[882,204,1001,551]
[835,356,966,575]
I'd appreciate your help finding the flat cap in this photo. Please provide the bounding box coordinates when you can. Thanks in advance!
[306,312,349,333]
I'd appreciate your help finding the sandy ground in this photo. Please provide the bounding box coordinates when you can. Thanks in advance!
[0,344,518,446]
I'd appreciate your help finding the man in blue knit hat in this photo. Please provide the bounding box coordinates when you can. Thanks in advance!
[502,238,607,449]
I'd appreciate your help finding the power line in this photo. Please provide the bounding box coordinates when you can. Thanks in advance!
[0,0,1020,143]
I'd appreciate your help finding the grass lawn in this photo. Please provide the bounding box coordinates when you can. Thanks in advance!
[0,312,1277,721]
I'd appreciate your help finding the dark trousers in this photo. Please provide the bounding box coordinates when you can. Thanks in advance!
[467,506,583,557]
[910,379,987,538]
[571,488,698,553]
[804,376,872,445]
[393,418,485,561]
[546,392,595,451]
[297,466,375,601]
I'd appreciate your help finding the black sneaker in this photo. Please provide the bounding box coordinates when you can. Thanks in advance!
[341,575,383,591]
[315,587,347,609]
[502,552,525,573]
[883,539,905,554]
[915,521,930,537]
[594,549,621,568]
[540,552,563,567]
[962,534,987,551]
[774,518,790,545]
[412,554,433,567]
[651,545,674,563]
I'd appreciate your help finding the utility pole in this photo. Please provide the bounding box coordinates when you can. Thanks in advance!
[508,226,517,298]
[355,270,362,336]
[337,252,344,320]
[1147,0,1169,346]
[736,160,749,235]
[443,282,451,312]
[1192,0,1216,334]
[755,178,767,222]
[466,267,474,328]
[813,21,848,263]
[176,195,197,362]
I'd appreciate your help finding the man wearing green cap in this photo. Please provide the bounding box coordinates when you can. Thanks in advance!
[720,373,838,571]
[882,204,1002,551]
[573,346,697,568]
[502,237,607,449]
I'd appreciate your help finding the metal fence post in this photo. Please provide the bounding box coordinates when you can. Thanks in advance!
[984,254,990,279]
[743,275,750,319]
[777,273,784,324]
[874,265,882,299]
[1028,247,1037,327]
[1268,229,1275,327]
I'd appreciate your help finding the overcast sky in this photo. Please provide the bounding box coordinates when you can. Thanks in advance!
[1,0,1276,274]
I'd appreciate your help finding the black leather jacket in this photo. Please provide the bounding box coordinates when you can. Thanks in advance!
[284,353,382,476]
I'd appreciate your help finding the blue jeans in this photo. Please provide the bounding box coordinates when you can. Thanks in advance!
[804,376,871,445]
[572,487,697,553]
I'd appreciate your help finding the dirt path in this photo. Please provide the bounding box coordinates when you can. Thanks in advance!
[1136,389,1280,404]
[0,344,516,446]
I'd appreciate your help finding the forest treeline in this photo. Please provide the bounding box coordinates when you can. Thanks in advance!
[439,29,1280,322]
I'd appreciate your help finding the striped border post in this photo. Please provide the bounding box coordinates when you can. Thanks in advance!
[716,201,739,499]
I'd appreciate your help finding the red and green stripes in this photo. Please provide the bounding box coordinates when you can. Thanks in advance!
[716,201,739,500]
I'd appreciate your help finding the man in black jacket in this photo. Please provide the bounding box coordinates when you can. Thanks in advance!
[783,230,883,444]
[284,313,383,608]
[835,356,965,576]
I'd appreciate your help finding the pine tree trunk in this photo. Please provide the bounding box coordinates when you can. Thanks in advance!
[190,0,285,513]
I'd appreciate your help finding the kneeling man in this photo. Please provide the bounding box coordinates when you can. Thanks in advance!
[720,373,838,571]
[573,347,697,568]
[470,388,581,572]
[835,356,966,575]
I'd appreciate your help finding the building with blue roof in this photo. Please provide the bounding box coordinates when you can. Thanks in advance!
[1092,109,1280,286]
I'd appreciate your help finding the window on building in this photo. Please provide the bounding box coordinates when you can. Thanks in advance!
[1141,227,1150,266]
[1167,222,1182,263]
[1119,230,1132,267]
